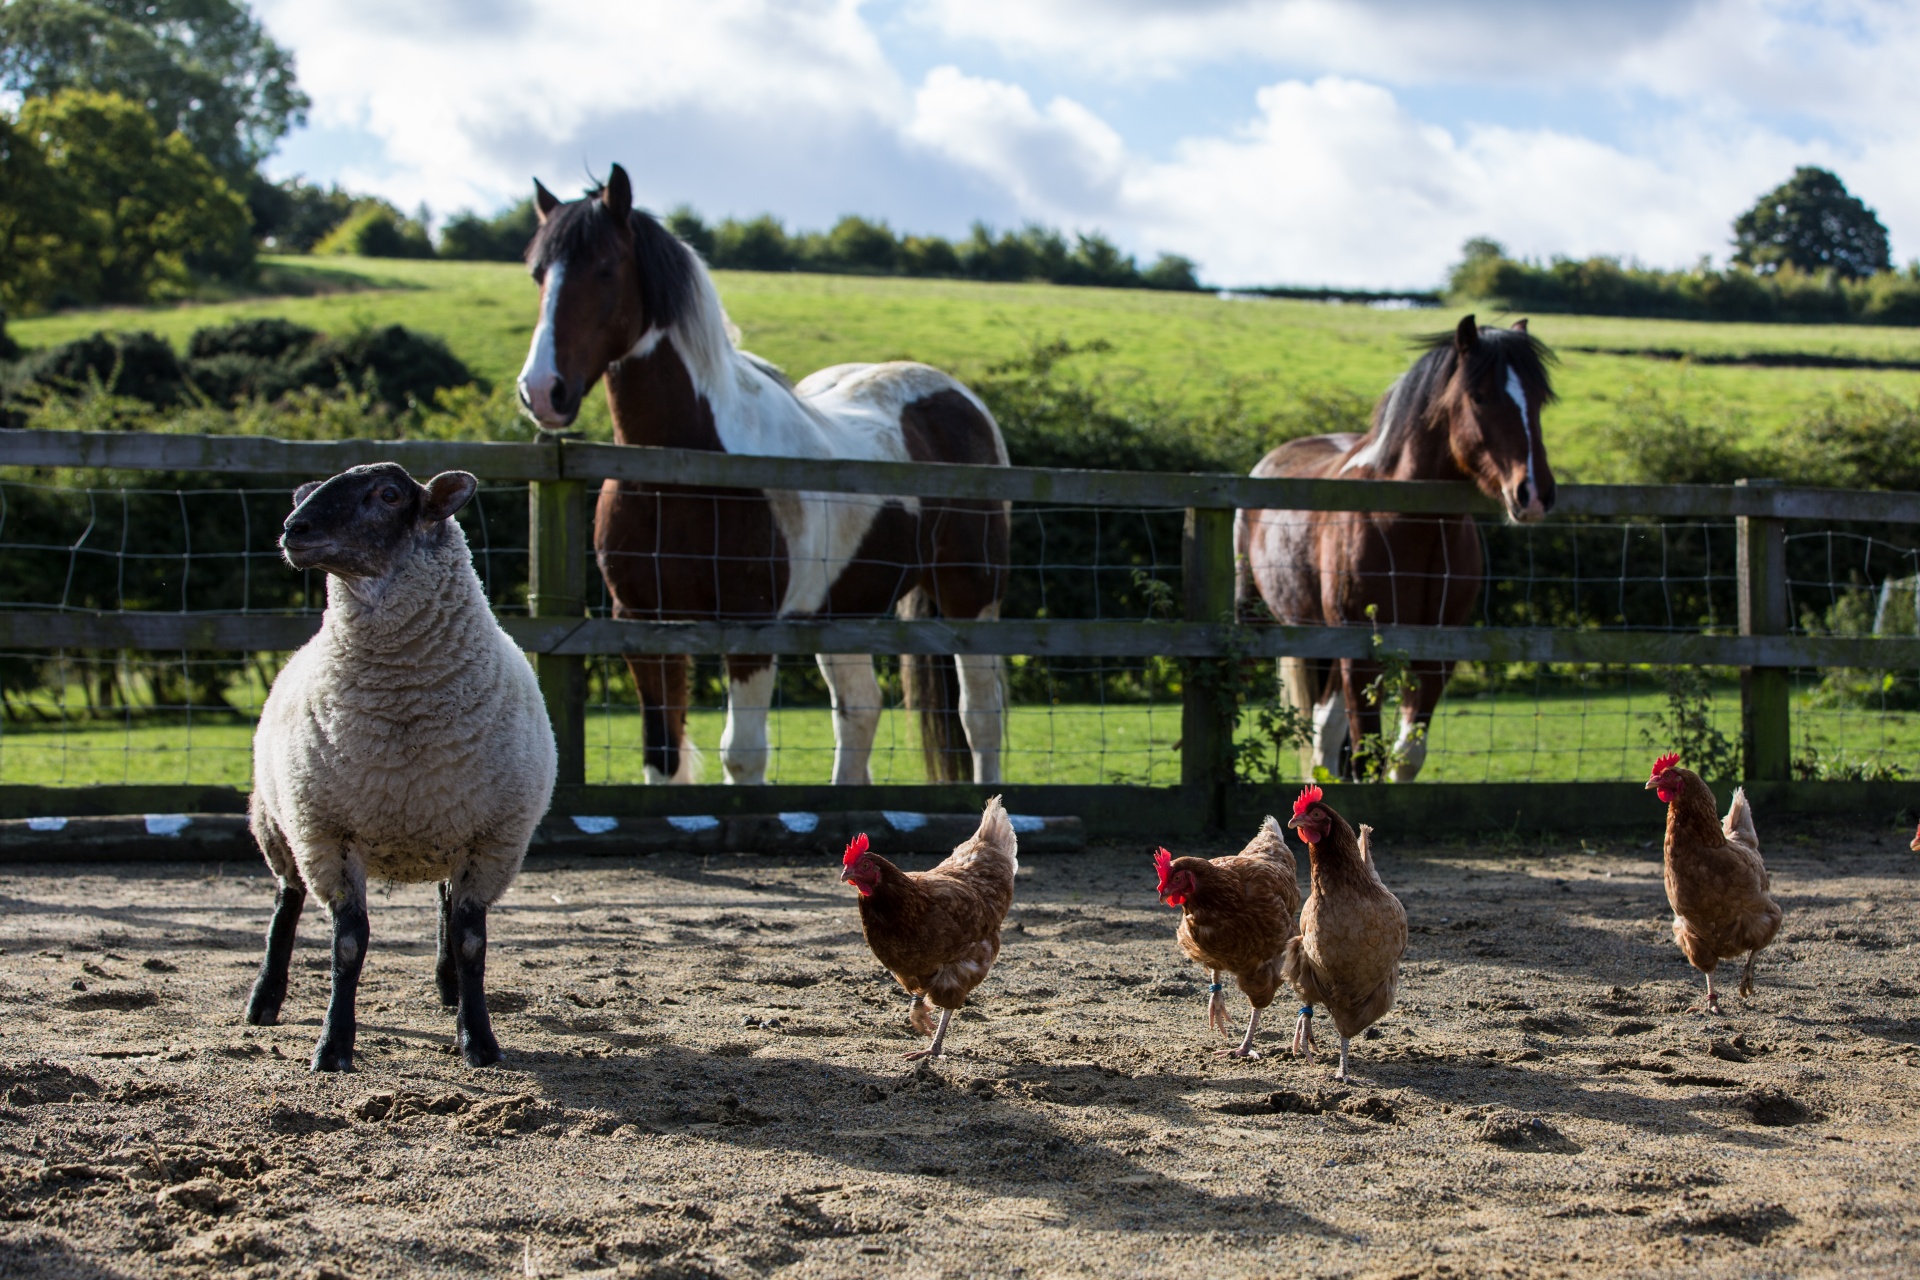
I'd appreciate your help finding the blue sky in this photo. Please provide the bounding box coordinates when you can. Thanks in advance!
[254,0,1920,288]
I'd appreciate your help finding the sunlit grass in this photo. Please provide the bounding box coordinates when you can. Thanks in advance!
[14,256,1920,481]
[7,690,1912,789]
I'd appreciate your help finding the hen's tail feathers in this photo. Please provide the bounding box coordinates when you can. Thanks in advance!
[1244,815,1293,862]
[1357,823,1375,866]
[1723,786,1758,848]
[972,794,1017,871]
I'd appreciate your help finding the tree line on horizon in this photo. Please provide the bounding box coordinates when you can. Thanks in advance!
[1451,167,1920,325]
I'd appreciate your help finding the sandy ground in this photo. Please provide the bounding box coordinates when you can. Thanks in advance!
[3,818,1920,1279]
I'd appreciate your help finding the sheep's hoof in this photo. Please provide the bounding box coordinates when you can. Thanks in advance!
[244,998,281,1027]
[311,1044,354,1073]
[460,1037,504,1069]
[435,969,460,1009]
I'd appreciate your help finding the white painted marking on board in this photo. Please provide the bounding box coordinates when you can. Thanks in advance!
[1009,814,1046,834]
[144,814,191,836]
[666,815,720,833]
[779,812,819,834]
[27,817,68,832]
[571,816,618,835]
[883,811,927,833]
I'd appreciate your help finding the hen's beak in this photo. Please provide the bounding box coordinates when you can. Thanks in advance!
[1643,777,1658,790]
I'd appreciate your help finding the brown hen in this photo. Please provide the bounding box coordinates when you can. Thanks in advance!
[1155,815,1303,1058]
[1646,753,1782,1014]
[840,796,1017,1060]
[1282,786,1408,1082]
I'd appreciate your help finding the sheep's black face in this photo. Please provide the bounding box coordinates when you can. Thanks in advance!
[281,462,478,579]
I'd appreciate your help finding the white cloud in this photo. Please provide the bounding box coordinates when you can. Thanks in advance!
[256,0,906,214]
[904,68,1125,218]
[251,0,1920,286]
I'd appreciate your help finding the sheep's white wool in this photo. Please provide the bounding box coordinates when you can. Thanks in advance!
[250,520,556,908]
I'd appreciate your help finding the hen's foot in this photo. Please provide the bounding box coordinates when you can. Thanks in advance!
[1206,991,1233,1038]
[1216,1046,1260,1059]
[1291,1008,1316,1059]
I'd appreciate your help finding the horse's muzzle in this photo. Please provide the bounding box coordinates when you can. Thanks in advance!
[516,375,580,430]
[1505,478,1552,523]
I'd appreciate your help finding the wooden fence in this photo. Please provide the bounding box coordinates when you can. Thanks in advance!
[6,426,1920,837]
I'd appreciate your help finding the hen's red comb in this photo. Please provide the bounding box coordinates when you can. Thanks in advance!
[1650,752,1680,780]
[1154,847,1173,892]
[1293,784,1323,818]
[843,833,869,867]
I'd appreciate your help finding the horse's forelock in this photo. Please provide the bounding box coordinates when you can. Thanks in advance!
[1416,325,1558,404]
[525,195,698,338]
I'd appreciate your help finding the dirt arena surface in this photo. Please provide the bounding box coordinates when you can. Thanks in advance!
[3,820,1919,1278]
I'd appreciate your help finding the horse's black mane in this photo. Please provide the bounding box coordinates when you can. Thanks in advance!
[1367,324,1556,446]
[525,189,698,334]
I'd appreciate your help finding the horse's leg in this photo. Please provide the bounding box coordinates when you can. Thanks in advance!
[1310,659,1348,781]
[719,655,775,785]
[1390,664,1450,782]
[954,607,1004,785]
[629,654,694,785]
[815,654,882,785]
[1341,657,1387,781]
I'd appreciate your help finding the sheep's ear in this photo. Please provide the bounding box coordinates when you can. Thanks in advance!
[291,480,323,509]
[422,471,478,522]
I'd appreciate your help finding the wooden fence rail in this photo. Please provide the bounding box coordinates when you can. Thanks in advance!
[6,426,1920,832]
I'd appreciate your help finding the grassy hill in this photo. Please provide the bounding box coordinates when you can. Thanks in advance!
[14,255,1920,479]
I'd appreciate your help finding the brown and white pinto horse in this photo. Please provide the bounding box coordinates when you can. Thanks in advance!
[516,166,1009,786]
[1236,316,1556,781]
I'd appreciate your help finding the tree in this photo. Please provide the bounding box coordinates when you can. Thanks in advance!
[247,176,356,252]
[1733,167,1890,280]
[439,199,537,261]
[0,90,252,311]
[313,201,433,259]
[0,0,307,181]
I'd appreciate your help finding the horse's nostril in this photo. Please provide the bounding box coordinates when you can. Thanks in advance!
[1514,480,1533,509]
[548,377,570,413]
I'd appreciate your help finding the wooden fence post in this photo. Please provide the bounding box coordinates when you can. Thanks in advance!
[1737,479,1790,782]
[1183,507,1237,825]
[530,475,587,786]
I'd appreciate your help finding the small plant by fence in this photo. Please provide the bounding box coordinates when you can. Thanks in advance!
[4,426,1920,834]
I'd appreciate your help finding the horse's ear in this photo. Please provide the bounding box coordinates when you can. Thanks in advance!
[1511,318,1528,333]
[603,165,632,220]
[533,179,560,223]
[1454,313,1480,356]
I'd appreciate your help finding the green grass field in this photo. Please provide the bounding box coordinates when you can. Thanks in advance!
[6,687,1908,788]
[14,256,1920,479]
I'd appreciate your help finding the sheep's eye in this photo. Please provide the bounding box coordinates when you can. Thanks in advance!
[380,486,402,504]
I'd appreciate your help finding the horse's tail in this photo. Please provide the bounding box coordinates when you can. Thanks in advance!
[898,586,971,783]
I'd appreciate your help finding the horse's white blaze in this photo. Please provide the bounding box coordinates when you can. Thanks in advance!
[1505,367,1538,507]
[719,663,777,785]
[816,653,883,785]
[517,263,567,425]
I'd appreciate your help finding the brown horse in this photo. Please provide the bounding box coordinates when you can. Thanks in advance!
[515,166,1009,785]
[1236,316,1556,781]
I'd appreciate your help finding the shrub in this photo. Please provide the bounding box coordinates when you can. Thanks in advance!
[8,330,190,407]
[314,202,433,258]
[438,199,537,262]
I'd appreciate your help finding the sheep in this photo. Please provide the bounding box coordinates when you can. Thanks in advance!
[244,462,556,1072]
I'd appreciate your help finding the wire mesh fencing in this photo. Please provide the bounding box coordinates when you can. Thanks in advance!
[3,470,1919,787]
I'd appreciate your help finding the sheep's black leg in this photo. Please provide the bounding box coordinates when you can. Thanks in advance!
[245,878,306,1026]
[448,897,503,1067]
[434,882,459,1009]
[312,890,369,1073]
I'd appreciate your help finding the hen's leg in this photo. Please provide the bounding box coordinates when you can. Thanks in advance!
[1218,1005,1263,1059]
[1739,951,1759,998]
[1334,1035,1352,1082]
[1292,1005,1316,1059]
[1206,971,1231,1038]
[903,1007,954,1061]
[1703,971,1723,1016]
[907,994,937,1036]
